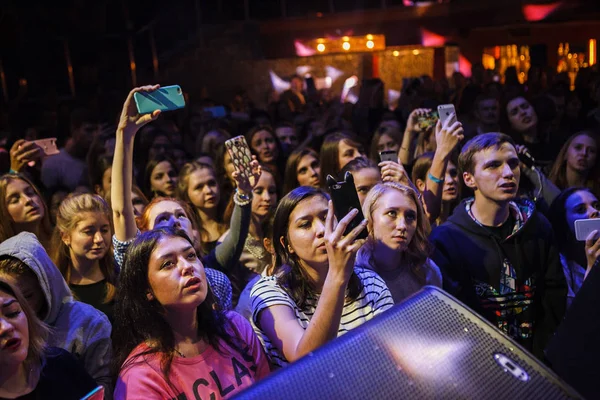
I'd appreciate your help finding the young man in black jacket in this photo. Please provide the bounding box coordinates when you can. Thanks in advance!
[430,132,566,359]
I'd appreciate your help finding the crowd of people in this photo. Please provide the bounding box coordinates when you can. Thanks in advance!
[1,62,600,399]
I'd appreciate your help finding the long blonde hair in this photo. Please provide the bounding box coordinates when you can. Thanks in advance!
[50,194,117,303]
[361,182,432,282]
[0,174,53,247]
[0,279,49,375]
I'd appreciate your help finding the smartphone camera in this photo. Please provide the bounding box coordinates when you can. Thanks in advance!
[176,87,182,94]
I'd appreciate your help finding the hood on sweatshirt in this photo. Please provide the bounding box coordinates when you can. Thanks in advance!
[0,232,72,325]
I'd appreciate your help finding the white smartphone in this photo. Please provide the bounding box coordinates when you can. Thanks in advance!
[574,218,600,241]
[437,104,457,126]
[32,138,60,156]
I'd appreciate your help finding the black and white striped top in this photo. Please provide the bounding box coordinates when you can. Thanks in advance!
[250,267,394,368]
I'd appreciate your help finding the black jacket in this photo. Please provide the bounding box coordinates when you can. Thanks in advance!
[430,198,567,359]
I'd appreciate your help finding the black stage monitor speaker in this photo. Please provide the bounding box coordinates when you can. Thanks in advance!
[235,287,580,400]
[546,257,600,399]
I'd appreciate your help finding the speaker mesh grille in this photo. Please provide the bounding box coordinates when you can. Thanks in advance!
[236,288,579,400]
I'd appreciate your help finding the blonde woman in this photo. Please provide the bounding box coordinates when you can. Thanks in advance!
[50,194,117,321]
[356,182,441,303]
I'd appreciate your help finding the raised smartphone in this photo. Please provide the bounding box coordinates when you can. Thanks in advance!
[574,218,600,241]
[379,150,397,163]
[417,111,438,131]
[134,85,186,114]
[437,104,457,127]
[326,172,368,240]
[224,135,253,183]
[32,138,60,156]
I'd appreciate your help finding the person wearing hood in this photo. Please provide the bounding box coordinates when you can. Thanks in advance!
[0,232,113,396]
[429,133,567,360]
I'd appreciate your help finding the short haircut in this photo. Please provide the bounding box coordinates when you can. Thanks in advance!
[458,132,516,175]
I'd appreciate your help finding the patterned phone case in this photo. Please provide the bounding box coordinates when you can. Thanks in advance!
[224,136,253,182]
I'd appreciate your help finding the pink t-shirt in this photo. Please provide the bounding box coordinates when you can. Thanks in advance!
[114,312,270,399]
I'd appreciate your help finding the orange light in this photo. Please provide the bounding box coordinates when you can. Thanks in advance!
[342,42,351,51]
[366,40,374,49]
[317,43,326,52]
[393,50,400,57]
[590,39,597,66]
[412,49,420,55]
[366,34,374,40]
[342,36,350,41]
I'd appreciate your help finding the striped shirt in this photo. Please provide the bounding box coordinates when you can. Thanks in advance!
[250,267,394,368]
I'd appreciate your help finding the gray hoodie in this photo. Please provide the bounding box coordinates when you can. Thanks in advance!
[0,232,113,397]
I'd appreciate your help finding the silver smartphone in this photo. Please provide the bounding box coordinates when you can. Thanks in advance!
[574,218,600,241]
[437,104,457,126]
[379,150,397,163]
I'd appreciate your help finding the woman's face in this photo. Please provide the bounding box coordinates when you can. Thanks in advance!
[251,130,278,164]
[0,290,30,368]
[337,140,362,170]
[566,134,597,173]
[506,97,538,133]
[147,200,195,242]
[187,168,220,211]
[5,179,44,226]
[131,191,146,218]
[371,189,418,253]
[286,195,329,268]
[565,190,600,234]
[442,160,459,202]
[252,171,277,220]
[150,161,177,197]
[353,167,381,206]
[97,167,112,197]
[147,236,207,310]
[62,212,111,262]
[377,134,399,154]
[296,154,321,188]
[0,273,45,319]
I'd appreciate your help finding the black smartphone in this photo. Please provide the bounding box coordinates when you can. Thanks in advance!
[326,172,368,239]
[379,150,397,163]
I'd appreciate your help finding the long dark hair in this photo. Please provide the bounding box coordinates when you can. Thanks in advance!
[319,132,363,185]
[283,147,320,195]
[143,155,178,200]
[111,227,241,383]
[272,186,363,309]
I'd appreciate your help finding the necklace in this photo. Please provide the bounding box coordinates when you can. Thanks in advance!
[174,348,186,358]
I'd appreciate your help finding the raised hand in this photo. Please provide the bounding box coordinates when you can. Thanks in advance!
[379,159,411,186]
[324,201,367,282]
[117,85,162,138]
[435,114,464,158]
[233,156,262,195]
[10,140,42,172]
[406,108,432,134]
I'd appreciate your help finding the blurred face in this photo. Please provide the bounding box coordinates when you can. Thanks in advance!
[477,99,500,125]
[147,236,207,310]
[338,140,363,170]
[377,134,399,154]
[252,171,277,220]
[251,130,278,164]
[223,152,236,184]
[5,179,44,226]
[275,127,299,149]
[0,291,29,369]
[131,191,146,218]
[285,195,328,268]
[62,212,111,262]
[506,97,537,133]
[464,143,521,205]
[96,167,112,197]
[353,167,381,206]
[296,154,320,187]
[149,136,172,160]
[566,134,597,173]
[371,190,418,252]
[442,161,459,202]
[150,161,177,197]
[0,273,45,319]
[187,168,220,211]
[147,200,195,242]
[291,77,304,93]
[565,191,600,234]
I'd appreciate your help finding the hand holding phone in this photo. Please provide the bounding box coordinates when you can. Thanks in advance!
[575,218,600,241]
[134,85,185,114]
[379,150,398,163]
[225,136,254,186]
[437,104,457,127]
[326,172,368,240]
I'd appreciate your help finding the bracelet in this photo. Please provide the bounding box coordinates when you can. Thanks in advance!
[8,169,19,175]
[233,189,252,206]
[427,172,443,184]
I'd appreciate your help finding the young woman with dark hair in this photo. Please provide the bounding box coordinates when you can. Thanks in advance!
[318,132,364,184]
[282,147,321,195]
[112,228,269,399]
[245,125,286,186]
[143,155,178,199]
[250,186,393,368]
[549,131,600,195]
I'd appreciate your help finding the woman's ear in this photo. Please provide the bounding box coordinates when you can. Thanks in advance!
[416,178,426,192]
[279,235,293,254]
[60,231,70,246]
